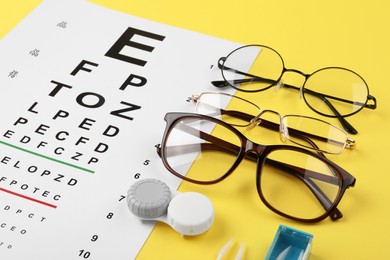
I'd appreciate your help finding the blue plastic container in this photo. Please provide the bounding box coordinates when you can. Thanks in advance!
[265,225,313,260]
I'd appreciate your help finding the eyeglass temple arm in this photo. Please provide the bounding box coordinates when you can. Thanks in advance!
[157,122,345,220]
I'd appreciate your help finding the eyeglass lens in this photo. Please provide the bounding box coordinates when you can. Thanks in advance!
[163,115,242,182]
[260,149,341,220]
[220,45,370,118]
[161,114,344,221]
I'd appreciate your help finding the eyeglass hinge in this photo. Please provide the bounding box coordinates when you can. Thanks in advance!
[329,208,343,221]
[365,95,377,109]
[188,94,200,104]
[155,143,162,157]
[217,57,226,69]
[346,138,355,150]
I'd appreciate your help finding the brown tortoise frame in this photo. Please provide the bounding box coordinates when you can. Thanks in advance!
[157,112,356,222]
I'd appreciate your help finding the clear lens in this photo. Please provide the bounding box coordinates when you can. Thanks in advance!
[163,116,242,182]
[222,45,284,91]
[260,149,342,220]
[196,92,260,126]
[303,68,369,117]
[281,115,348,154]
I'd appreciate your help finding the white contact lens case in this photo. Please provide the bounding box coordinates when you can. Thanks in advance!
[127,178,214,236]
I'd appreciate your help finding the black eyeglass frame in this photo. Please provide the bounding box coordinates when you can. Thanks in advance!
[157,112,356,223]
[212,44,377,135]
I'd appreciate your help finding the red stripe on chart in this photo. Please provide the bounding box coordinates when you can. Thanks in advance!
[0,187,57,208]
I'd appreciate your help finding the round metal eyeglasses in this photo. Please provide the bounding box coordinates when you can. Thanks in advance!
[211,44,377,134]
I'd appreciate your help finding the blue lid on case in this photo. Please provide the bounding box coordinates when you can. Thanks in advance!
[266,225,313,260]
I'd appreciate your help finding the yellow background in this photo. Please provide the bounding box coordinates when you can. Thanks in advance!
[1,0,389,259]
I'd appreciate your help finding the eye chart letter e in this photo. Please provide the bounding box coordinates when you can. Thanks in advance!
[105,27,166,66]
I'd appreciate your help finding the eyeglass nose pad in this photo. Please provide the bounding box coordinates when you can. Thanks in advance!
[246,117,261,131]
[274,79,284,92]
[299,87,304,99]
[279,123,288,143]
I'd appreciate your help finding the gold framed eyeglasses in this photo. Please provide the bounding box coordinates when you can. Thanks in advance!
[189,92,355,154]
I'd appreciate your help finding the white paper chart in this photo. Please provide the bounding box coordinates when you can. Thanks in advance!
[0,0,250,259]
